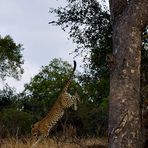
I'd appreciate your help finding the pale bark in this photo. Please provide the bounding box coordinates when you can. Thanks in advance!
[109,0,148,147]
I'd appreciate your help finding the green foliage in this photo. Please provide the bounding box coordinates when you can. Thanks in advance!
[21,58,109,137]
[0,84,17,110]
[50,1,147,83]
[76,76,109,136]
[0,35,24,80]
[22,58,80,119]
[49,0,112,78]
[0,58,110,137]
[0,108,33,137]
[0,84,33,137]
[49,1,111,136]
[0,34,24,137]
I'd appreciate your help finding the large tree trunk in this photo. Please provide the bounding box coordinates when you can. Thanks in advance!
[109,0,148,147]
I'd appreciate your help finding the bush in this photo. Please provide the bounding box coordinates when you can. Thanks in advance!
[0,108,34,137]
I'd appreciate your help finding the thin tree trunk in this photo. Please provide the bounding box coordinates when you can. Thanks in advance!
[109,0,148,147]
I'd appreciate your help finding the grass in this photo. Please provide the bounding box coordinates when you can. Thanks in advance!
[0,137,108,148]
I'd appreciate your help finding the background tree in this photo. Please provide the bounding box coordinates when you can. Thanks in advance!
[49,0,112,78]
[0,84,16,111]
[21,58,108,137]
[22,58,80,117]
[0,58,109,137]
[0,84,34,138]
[49,0,111,135]
[20,58,82,136]
[0,34,24,137]
[0,108,34,137]
[0,35,24,80]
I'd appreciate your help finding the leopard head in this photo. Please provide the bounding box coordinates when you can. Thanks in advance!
[60,92,80,109]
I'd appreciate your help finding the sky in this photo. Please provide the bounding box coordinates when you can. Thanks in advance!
[0,0,83,92]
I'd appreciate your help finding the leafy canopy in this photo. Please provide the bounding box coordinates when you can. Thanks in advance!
[0,35,24,80]
[49,0,112,78]
[23,58,79,118]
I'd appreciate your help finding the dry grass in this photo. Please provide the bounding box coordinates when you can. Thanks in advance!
[0,137,108,148]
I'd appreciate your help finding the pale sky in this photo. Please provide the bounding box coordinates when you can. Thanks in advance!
[0,0,83,92]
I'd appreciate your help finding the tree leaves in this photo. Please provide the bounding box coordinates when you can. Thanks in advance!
[0,35,24,80]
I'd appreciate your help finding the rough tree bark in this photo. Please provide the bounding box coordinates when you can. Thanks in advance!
[108,0,148,147]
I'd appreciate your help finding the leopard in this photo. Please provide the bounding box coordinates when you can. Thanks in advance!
[31,61,79,147]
